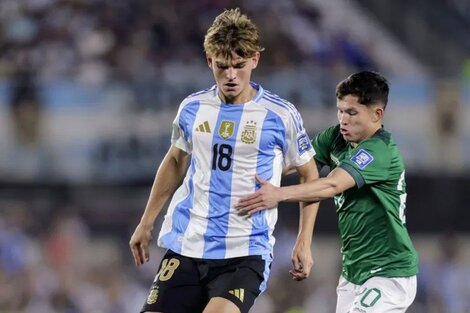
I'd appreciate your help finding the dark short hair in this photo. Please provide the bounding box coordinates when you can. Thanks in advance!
[336,71,389,108]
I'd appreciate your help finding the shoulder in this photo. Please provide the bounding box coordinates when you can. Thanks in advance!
[259,89,299,114]
[317,124,341,138]
[183,85,217,104]
[258,89,304,129]
[314,124,343,147]
[177,85,217,112]
[353,129,398,166]
[359,128,395,151]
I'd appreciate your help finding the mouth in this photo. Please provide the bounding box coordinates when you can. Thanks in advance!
[340,128,349,135]
[224,83,237,90]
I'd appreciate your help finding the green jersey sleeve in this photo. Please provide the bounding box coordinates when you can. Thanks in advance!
[339,137,392,188]
[311,125,340,170]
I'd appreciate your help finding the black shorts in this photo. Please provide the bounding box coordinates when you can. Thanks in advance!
[141,250,270,313]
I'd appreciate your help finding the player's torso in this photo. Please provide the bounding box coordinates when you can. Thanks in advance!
[328,129,418,283]
[187,99,285,201]
[158,88,298,259]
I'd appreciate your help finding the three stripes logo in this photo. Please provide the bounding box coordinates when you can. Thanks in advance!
[228,288,245,302]
[195,121,211,133]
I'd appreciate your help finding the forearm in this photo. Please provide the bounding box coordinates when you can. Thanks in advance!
[298,162,319,245]
[281,177,340,203]
[297,201,319,243]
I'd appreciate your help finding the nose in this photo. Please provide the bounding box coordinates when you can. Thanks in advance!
[226,67,236,80]
[339,112,347,125]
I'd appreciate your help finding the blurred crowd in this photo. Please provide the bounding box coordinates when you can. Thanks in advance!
[0,0,375,107]
[1,199,470,313]
[0,0,376,79]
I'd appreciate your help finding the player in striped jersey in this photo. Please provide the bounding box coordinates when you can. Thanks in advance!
[237,71,419,312]
[129,8,319,313]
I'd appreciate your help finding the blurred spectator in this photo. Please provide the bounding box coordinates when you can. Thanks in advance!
[9,68,42,146]
[419,233,470,313]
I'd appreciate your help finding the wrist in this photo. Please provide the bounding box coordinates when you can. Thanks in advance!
[278,186,289,202]
[139,218,155,231]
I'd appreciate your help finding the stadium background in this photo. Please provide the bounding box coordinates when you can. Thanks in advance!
[0,0,469,312]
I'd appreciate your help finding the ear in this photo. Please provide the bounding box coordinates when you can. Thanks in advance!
[207,55,213,69]
[373,106,384,122]
[251,52,260,69]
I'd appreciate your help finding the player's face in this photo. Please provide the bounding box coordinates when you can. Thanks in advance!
[337,95,383,146]
[207,51,260,104]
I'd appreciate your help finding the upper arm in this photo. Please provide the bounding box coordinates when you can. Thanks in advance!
[325,167,356,193]
[165,145,190,175]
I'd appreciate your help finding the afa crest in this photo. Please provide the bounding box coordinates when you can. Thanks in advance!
[219,120,235,140]
[241,120,257,144]
[147,286,159,304]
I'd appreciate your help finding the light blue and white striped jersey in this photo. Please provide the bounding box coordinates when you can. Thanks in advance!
[158,82,315,259]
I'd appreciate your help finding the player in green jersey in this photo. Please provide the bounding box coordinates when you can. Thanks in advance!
[236,71,418,312]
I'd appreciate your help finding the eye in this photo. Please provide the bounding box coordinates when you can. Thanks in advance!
[234,63,246,69]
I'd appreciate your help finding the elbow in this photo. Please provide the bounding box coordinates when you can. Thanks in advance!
[325,180,344,198]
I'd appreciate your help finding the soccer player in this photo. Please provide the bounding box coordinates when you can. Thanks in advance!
[129,8,319,313]
[237,71,419,312]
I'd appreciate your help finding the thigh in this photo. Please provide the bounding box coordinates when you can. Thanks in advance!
[206,255,270,313]
[336,276,358,313]
[349,276,417,313]
[141,250,206,313]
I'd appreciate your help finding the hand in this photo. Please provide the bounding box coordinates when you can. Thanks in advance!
[129,223,153,266]
[236,175,282,216]
[289,239,313,281]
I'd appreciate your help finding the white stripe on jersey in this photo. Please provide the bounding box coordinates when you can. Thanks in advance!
[225,105,270,258]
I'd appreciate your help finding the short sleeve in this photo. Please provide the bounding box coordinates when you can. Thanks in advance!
[312,125,338,169]
[339,139,392,188]
[283,108,315,168]
[170,101,195,153]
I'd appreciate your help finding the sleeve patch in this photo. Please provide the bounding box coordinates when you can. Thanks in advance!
[351,149,374,169]
[297,133,312,155]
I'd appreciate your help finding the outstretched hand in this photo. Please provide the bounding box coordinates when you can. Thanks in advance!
[236,175,282,216]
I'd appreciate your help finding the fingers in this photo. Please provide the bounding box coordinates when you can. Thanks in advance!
[236,202,265,216]
[236,193,265,216]
[237,192,261,205]
[290,254,313,281]
[129,236,151,266]
[130,242,144,266]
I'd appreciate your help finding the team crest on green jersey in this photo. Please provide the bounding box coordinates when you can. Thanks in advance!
[351,149,374,169]
[219,120,235,140]
[241,120,257,144]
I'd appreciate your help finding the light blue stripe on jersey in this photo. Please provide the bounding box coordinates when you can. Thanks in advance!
[161,158,197,254]
[249,110,285,255]
[203,104,244,258]
[259,254,273,293]
[160,101,200,253]
[179,101,200,142]
[262,91,302,132]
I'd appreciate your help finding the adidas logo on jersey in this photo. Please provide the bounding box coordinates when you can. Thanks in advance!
[228,288,245,302]
[195,121,211,133]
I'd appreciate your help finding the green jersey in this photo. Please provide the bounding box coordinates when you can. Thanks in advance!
[312,125,418,284]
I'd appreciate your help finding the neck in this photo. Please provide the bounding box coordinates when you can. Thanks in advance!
[220,85,256,104]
